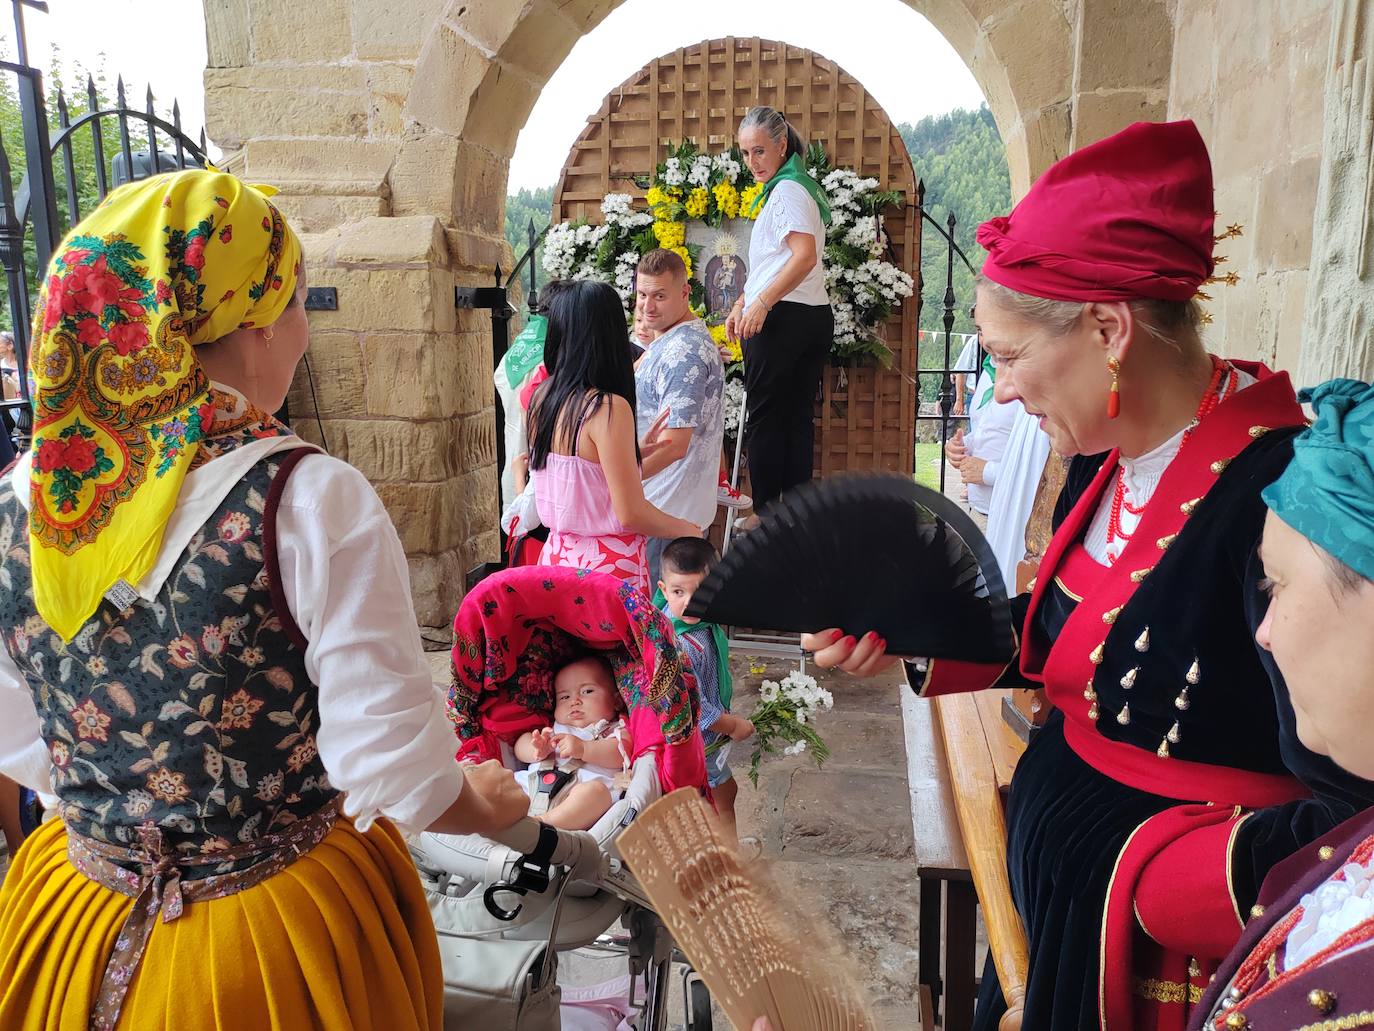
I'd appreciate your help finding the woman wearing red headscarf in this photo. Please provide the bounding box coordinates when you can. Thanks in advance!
[806,121,1374,1030]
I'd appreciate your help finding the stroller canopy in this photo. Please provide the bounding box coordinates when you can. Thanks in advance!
[448,567,708,795]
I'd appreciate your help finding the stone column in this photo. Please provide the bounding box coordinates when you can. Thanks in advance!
[1298,0,1374,386]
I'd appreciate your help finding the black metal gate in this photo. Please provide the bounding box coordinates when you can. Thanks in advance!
[0,0,207,445]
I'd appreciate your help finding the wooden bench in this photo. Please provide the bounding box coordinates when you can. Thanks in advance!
[903,688,1031,1030]
[903,689,979,1030]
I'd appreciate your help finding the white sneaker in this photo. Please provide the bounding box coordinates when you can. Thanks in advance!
[718,477,752,509]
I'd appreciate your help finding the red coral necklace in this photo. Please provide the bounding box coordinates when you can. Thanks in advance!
[1106,354,1237,561]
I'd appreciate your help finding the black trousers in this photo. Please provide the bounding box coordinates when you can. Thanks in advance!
[742,300,834,510]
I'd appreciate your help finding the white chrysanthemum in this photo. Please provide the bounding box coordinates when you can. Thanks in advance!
[723,377,747,436]
[759,680,780,703]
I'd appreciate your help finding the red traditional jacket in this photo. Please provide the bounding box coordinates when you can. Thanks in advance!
[908,365,1374,1028]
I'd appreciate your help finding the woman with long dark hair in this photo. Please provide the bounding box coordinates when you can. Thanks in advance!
[726,105,834,521]
[528,280,698,594]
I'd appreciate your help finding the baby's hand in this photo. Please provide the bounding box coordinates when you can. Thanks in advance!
[728,716,755,742]
[530,727,555,760]
[554,734,585,760]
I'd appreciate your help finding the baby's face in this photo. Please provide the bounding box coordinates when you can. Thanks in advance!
[553,658,619,727]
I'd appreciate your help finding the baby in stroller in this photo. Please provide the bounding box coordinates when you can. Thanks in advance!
[416,565,713,1028]
[514,654,631,830]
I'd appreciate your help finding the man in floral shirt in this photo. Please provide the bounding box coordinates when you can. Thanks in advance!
[633,249,724,583]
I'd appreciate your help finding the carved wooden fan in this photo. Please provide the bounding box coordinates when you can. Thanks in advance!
[618,789,877,1030]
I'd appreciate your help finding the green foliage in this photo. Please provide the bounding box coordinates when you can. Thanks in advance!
[898,103,1011,400]
[901,104,1010,330]
[503,185,554,257]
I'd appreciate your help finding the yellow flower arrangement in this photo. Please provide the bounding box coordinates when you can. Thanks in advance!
[709,323,743,363]
[712,181,740,220]
[684,187,709,218]
[652,220,686,250]
[645,185,669,210]
[739,182,765,220]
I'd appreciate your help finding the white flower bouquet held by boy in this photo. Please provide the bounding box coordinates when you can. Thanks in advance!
[710,668,835,786]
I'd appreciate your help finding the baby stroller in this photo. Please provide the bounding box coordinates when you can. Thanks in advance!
[409,566,716,1030]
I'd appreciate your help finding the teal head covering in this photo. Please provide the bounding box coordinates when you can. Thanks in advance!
[1261,378,1374,581]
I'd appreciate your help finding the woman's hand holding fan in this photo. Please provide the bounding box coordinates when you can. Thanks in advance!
[800,628,901,678]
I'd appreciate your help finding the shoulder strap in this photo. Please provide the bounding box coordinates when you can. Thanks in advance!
[262,446,323,653]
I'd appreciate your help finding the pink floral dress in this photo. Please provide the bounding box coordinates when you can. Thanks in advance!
[530,451,648,595]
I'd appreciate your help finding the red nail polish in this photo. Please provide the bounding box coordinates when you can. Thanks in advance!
[829,628,844,642]
[843,635,857,648]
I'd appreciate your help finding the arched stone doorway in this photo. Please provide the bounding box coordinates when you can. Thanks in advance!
[204,0,1344,625]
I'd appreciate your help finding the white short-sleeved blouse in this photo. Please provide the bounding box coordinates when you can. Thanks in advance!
[745,179,829,308]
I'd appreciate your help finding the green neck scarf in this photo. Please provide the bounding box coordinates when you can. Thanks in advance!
[975,351,997,410]
[653,588,733,709]
[501,313,546,386]
[745,152,832,227]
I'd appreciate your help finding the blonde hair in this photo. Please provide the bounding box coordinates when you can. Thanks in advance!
[974,274,1203,361]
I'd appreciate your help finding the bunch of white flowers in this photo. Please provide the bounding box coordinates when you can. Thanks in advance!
[687,154,713,187]
[613,251,639,302]
[722,377,747,437]
[662,156,685,187]
[541,222,579,280]
[734,666,834,785]
[783,741,809,756]
[712,153,742,180]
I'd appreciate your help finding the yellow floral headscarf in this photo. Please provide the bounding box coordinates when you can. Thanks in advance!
[28,169,302,640]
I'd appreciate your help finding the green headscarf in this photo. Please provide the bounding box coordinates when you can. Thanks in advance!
[975,351,997,410]
[653,587,733,709]
[744,152,832,227]
[1262,378,1374,581]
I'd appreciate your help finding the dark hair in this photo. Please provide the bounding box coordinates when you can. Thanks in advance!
[1321,546,1372,596]
[661,536,719,578]
[739,106,804,159]
[637,248,687,281]
[535,278,575,316]
[527,279,639,472]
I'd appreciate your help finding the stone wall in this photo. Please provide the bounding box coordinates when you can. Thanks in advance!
[1167,0,1334,372]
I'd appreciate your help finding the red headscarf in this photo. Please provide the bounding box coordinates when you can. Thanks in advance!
[976,120,1216,303]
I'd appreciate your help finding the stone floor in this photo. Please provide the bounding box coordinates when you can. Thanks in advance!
[729,653,922,1029]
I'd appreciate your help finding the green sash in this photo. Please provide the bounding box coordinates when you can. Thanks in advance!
[744,152,832,227]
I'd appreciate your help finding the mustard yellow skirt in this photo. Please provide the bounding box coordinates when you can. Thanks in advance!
[0,816,443,1030]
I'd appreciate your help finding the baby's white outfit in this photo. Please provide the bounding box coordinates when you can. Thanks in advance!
[516,718,630,798]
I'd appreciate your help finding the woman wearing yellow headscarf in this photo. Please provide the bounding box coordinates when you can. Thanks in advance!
[0,169,528,1029]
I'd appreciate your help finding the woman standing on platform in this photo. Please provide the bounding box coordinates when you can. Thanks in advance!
[805,121,1374,1030]
[726,106,834,519]
[0,169,529,1030]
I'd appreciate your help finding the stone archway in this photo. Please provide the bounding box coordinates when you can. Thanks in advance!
[212,0,1365,627]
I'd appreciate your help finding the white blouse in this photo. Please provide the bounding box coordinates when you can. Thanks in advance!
[1286,852,1374,968]
[1084,367,1258,566]
[745,179,829,308]
[0,392,464,833]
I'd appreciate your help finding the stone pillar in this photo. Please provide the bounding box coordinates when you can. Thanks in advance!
[1298,0,1374,386]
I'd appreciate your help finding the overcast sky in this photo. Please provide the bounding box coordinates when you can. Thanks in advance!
[1,1,986,190]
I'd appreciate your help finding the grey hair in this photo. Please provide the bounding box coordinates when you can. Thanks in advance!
[973,274,1204,361]
[738,106,803,158]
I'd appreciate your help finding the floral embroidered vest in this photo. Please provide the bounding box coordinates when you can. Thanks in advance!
[0,448,336,874]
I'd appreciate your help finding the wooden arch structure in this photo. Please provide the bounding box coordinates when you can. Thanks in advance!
[552,37,921,477]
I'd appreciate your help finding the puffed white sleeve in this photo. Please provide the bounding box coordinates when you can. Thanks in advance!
[0,642,53,798]
[271,453,464,832]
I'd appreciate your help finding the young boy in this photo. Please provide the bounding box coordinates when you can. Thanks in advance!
[657,536,754,848]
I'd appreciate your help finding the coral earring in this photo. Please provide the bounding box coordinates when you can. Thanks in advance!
[1107,385,1121,419]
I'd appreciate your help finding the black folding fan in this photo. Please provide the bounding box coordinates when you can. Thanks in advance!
[686,474,1015,663]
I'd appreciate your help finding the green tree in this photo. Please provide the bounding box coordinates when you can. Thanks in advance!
[898,104,1011,399]
[503,185,554,258]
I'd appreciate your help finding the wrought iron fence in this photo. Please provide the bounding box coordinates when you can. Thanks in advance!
[0,0,207,445]
[916,191,980,495]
